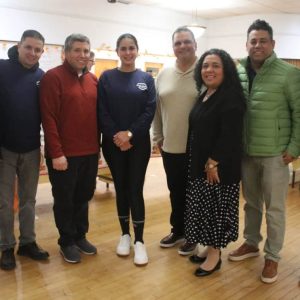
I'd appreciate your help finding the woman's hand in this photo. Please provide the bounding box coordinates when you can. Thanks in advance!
[113,131,130,147]
[120,141,133,151]
[205,166,220,184]
[205,158,220,184]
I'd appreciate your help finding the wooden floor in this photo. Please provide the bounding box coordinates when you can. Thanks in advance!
[1,157,300,300]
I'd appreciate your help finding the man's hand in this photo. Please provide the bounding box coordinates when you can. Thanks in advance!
[154,140,163,154]
[40,151,45,168]
[52,156,68,171]
[157,140,163,151]
[282,152,295,165]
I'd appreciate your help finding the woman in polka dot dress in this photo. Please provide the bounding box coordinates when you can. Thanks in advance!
[184,49,246,277]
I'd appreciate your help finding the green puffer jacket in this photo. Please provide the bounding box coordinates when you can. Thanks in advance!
[238,52,300,157]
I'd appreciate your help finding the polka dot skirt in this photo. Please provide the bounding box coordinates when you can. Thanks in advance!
[185,177,240,249]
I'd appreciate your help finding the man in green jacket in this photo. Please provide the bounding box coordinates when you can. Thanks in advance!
[228,19,300,284]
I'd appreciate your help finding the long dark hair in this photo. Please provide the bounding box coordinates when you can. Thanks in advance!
[194,48,246,110]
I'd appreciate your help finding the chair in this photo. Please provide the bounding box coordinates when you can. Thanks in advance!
[291,158,300,189]
[98,159,113,189]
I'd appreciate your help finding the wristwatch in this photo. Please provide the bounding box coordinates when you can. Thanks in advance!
[127,131,133,138]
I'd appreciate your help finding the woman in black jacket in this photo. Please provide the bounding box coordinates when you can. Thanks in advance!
[184,49,246,277]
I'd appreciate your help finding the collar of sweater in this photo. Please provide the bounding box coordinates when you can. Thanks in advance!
[175,57,198,75]
[62,60,89,77]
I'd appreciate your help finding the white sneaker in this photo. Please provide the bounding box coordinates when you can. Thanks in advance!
[134,242,148,266]
[116,234,131,256]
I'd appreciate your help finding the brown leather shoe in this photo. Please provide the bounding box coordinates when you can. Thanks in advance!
[261,259,278,283]
[228,242,259,261]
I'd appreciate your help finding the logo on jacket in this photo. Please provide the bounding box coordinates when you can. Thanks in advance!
[136,82,147,91]
[36,81,40,87]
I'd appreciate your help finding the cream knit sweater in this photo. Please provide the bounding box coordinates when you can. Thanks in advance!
[152,60,198,154]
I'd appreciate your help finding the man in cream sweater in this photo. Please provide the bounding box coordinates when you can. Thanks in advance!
[152,26,198,255]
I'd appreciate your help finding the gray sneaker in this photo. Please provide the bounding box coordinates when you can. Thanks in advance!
[160,233,185,248]
[75,238,97,255]
[60,245,81,263]
[178,242,197,256]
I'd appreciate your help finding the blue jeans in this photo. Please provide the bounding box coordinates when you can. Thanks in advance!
[0,147,40,251]
[242,155,289,262]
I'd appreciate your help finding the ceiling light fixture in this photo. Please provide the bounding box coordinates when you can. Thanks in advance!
[107,0,130,4]
[187,24,206,38]
[187,7,206,38]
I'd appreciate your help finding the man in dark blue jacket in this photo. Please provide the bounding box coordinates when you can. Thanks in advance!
[0,30,49,271]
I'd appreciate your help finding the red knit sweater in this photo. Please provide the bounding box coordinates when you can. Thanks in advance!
[40,61,99,158]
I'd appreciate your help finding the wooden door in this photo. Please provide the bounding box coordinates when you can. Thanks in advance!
[144,62,163,78]
[94,59,118,78]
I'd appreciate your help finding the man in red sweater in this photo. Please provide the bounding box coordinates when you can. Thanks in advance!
[40,33,99,264]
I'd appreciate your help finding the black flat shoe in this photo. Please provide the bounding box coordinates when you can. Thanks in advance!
[189,254,206,264]
[194,259,222,277]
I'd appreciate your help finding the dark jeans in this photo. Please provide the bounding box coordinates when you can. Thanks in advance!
[46,154,99,247]
[161,151,187,236]
[102,136,150,225]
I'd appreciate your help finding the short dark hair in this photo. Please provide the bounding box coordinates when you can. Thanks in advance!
[194,48,245,110]
[116,33,139,51]
[247,19,273,40]
[64,33,90,52]
[89,51,95,59]
[20,29,45,44]
[172,26,196,43]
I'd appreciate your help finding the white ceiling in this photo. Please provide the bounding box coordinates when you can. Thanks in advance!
[131,0,300,19]
[1,0,300,19]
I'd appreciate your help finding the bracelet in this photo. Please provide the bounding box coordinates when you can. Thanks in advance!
[205,163,218,170]
[206,167,218,173]
[205,166,218,174]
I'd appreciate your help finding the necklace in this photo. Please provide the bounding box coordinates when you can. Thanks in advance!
[203,89,216,102]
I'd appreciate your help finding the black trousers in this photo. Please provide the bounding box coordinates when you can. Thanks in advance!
[161,151,187,236]
[46,154,99,247]
[102,136,150,228]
